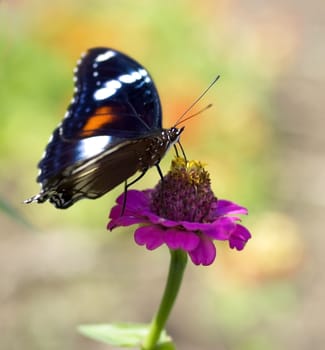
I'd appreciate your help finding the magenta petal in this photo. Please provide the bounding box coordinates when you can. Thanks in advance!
[145,213,178,227]
[204,217,236,240]
[189,236,216,266]
[109,204,138,221]
[215,199,248,216]
[109,204,122,220]
[229,224,252,250]
[180,221,209,231]
[107,216,145,231]
[164,229,200,251]
[134,225,165,250]
[116,190,150,211]
[108,205,147,230]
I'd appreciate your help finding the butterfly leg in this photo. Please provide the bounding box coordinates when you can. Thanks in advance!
[174,142,187,163]
[155,164,166,207]
[120,170,148,216]
[155,164,164,182]
[177,141,187,162]
[173,144,180,157]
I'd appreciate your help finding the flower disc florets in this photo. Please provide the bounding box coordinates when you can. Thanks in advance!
[108,157,251,266]
[150,158,217,223]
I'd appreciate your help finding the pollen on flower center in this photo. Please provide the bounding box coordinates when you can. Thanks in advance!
[150,157,218,223]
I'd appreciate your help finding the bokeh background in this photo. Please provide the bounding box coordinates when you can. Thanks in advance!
[0,0,323,349]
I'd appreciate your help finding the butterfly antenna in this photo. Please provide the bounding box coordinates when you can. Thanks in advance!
[173,75,220,126]
[174,104,213,127]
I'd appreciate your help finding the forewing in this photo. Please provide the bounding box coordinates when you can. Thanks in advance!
[62,47,162,139]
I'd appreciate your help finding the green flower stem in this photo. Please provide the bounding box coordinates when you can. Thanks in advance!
[142,249,188,350]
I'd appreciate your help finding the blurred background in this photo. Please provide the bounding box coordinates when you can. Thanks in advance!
[0,0,323,349]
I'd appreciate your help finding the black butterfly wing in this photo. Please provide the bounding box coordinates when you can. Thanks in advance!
[37,47,162,184]
[62,47,162,139]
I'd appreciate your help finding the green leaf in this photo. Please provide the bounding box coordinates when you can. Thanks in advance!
[78,323,172,348]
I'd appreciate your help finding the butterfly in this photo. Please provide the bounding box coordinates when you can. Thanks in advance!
[25,47,185,209]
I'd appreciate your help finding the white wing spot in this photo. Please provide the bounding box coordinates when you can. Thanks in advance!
[118,70,142,84]
[139,68,148,76]
[119,74,135,84]
[47,133,54,143]
[95,50,116,63]
[41,150,47,159]
[77,136,111,159]
[94,80,122,100]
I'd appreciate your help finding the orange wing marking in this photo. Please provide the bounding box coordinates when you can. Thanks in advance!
[81,106,117,136]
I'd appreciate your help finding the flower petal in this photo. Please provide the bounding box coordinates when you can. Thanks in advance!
[145,212,178,227]
[134,225,165,250]
[108,202,123,221]
[107,215,145,230]
[189,236,216,266]
[116,190,151,211]
[229,224,252,250]
[108,204,147,230]
[180,221,212,231]
[203,217,236,240]
[215,199,248,216]
[164,229,200,251]
[108,204,135,221]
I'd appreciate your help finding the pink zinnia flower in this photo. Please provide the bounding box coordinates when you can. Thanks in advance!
[108,158,251,266]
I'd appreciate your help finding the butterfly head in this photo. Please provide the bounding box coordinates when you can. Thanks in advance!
[168,126,185,144]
